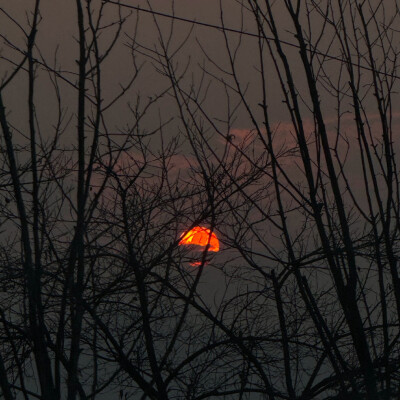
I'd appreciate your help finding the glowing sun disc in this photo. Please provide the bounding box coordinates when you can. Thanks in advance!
[179,226,220,252]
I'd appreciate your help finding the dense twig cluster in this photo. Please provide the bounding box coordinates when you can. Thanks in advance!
[0,1,399,399]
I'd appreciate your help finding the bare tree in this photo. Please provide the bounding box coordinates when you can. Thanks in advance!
[0,1,264,398]
[136,0,400,399]
[1,0,400,399]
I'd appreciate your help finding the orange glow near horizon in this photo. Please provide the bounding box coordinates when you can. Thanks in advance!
[179,226,220,252]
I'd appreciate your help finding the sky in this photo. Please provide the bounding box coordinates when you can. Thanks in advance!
[2,0,399,263]
[2,1,400,398]
[1,0,293,132]
[2,0,399,234]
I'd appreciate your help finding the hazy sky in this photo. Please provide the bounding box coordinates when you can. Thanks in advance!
[1,4,400,398]
[2,0,398,216]
[0,0,296,135]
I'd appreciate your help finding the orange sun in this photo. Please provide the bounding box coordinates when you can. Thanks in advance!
[179,226,220,252]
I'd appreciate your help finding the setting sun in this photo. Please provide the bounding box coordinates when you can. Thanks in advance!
[179,226,220,252]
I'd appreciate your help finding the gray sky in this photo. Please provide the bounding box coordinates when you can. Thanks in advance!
[0,1,295,134]
[2,0,399,230]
